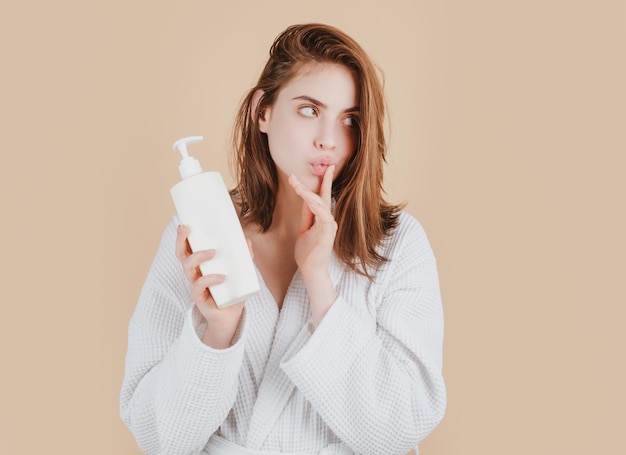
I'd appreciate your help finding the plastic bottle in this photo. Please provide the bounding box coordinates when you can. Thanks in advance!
[170,135,260,308]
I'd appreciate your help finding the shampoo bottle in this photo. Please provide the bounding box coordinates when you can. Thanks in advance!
[170,136,260,308]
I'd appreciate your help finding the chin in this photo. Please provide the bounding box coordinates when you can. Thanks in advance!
[280,167,322,193]
[300,173,323,193]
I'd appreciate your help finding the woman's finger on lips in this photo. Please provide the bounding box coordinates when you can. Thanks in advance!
[320,164,335,207]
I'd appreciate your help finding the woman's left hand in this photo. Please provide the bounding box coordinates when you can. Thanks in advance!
[289,165,338,326]
[289,164,337,277]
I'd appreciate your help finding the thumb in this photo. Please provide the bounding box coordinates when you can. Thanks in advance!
[299,198,314,233]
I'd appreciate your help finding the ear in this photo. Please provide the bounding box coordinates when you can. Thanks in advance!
[251,89,270,133]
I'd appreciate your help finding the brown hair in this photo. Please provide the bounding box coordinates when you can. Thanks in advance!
[231,23,402,278]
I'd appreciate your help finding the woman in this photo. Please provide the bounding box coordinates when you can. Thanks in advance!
[120,23,446,455]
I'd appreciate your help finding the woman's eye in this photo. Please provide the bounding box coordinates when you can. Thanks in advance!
[343,116,358,127]
[299,106,317,117]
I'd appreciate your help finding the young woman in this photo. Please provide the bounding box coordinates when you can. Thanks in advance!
[121,23,446,455]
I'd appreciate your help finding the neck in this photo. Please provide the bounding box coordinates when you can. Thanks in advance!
[269,173,304,239]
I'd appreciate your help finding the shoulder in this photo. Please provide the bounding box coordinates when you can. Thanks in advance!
[368,211,438,285]
[395,211,428,238]
[363,211,440,307]
[380,211,433,260]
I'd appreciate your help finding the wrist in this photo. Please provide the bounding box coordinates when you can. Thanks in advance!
[301,267,331,287]
[200,306,244,349]
[302,272,337,328]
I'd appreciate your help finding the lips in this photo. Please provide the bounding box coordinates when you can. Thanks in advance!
[309,157,335,176]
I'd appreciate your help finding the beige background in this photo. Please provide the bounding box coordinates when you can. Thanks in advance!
[1,1,624,454]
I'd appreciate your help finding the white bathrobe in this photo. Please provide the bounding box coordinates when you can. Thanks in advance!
[120,211,446,455]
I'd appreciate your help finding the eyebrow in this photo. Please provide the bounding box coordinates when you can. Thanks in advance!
[292,95,358,113]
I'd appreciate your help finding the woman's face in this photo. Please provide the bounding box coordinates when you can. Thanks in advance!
[259,63,359,193]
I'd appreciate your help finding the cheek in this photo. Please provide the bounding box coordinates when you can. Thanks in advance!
[267,114,303,151]
[339,129,358,160]
[266,125,304,170]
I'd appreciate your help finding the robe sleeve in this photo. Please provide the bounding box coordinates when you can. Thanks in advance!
[119,218,246,455]
[281,213,446,455]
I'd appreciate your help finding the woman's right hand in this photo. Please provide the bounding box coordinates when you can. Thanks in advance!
[175,224,245,349]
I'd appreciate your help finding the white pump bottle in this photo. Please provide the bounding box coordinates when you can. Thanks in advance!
[170,136,260,308]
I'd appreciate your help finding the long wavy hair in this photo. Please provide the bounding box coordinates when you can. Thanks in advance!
[231,23,402,279]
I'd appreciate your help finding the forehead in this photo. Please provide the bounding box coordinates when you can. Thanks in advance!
[278,63,358,109]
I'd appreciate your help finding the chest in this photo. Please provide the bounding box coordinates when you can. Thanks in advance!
[247,230,298,309]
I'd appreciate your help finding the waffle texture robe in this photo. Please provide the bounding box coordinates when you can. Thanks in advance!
[120,211,446,455]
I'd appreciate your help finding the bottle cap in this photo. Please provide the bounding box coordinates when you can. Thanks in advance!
[173,136,204,179]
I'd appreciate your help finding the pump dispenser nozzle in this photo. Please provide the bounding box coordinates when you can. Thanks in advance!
[173,136,204,179]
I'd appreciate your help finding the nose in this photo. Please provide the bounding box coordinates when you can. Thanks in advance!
[314,119,337,150]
